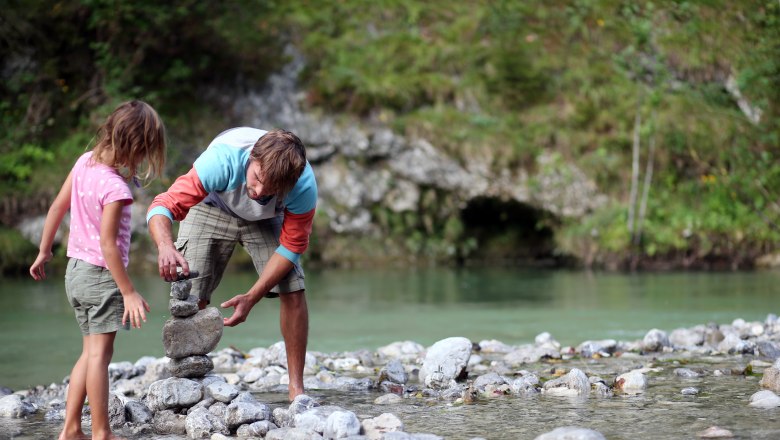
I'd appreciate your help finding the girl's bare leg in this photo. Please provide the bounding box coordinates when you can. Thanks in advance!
[84,332,116,440]
[58,335,89,440]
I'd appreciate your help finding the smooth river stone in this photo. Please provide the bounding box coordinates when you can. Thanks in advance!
[163,308,223,359]
[169,355,214,378]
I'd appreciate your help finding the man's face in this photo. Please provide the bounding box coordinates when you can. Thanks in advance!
[245,160,270,200]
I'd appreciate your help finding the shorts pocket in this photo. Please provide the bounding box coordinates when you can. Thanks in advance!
[175,238,188,253]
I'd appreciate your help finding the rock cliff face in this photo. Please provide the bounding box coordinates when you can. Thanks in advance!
[227,49,606,261]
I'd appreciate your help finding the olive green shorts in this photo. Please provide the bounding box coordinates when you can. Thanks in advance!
[175,203,305,304]
[64,258,128,335]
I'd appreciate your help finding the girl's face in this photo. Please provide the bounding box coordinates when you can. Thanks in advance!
[245,160,271,200]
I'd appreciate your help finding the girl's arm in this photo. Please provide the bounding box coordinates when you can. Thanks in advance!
[30,171,73,280]
[100,201,150,329]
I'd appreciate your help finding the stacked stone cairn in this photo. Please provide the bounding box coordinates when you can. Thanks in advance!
[162,271,224,378]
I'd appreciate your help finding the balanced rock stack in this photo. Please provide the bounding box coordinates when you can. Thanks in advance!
[162,271,224,378]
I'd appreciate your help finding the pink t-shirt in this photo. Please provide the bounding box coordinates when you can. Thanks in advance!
[67,152,133,268]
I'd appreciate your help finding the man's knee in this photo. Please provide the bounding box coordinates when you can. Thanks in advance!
[280,289,307,308]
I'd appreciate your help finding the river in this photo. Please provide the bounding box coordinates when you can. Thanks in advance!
[2,267,778,391]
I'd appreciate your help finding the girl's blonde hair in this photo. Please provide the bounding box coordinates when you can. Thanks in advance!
[92,100,166,182]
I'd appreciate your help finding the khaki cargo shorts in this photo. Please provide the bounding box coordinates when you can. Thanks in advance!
[64,258,127,335]
[175,203,306,304]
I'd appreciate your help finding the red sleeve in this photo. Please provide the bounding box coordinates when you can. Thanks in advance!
[148,167,208,221]
[279,208,315,254]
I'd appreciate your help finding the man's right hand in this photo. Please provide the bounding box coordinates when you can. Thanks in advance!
[157,242,189,281]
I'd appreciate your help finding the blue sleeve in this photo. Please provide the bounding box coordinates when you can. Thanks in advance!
[193,144,248,193]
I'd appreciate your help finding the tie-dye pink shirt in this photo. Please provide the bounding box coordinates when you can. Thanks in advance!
[67,151,133,268]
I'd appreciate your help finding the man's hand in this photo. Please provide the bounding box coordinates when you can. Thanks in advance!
[221,293,260,327]
[157,242,189,282]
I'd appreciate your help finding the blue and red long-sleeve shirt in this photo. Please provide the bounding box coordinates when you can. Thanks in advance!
[146,127,318,264]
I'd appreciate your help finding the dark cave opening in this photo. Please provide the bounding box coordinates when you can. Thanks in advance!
[459,197,563,266]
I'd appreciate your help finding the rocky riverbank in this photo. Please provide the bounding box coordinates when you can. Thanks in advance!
[3,315,780,439]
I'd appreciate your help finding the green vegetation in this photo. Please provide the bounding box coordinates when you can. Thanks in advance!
[2,1,779,270]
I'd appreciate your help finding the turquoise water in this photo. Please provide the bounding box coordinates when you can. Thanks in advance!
[1,267,779,391]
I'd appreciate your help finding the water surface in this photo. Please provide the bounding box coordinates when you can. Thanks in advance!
[1,267,778,391]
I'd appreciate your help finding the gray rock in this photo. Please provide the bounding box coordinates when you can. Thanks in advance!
[185,406,229,438]
[577,340,617,357]
[224,401,271,429]
[170,356,214,378]
[674,368,704,378]
[409,434,444,440]
[681,387,700,395]
[670,327,705,347]
[209,402,227,419]
[236,420,277,437]
[749,390,780,408]
[323,410,362,439]
[0,395,36,418]
[289,394,320,416]
[233,391,257,403]
[170,295,199,317]
[362,413,404,440]
[125,400,153,424]
[334,376,373,391]
[591,382,613,397]
[266,427,324,440]
[511,374,540,395]
[419,337,472,387]
[473,372,508,391]
[614,370,647,394]
[378,359,408,385]
[152,409,187,435]
[382,433,413,440]
[642,329,670,352]
[293,405,342,433]
[374,393,403,404]
[758,341,780,359]
[504,345,560,365]
[542,369,590,397]
[206,381,239,403]
[162,308,224,358]
[760,367,780,393]
[171,279,193,300]
[147,377,203,411]
[376,341,426,362]
[697,426,735,438]
[186,397,214,415]
[108,392,126,429]
[273,406,292,428]
[534,426,606,440]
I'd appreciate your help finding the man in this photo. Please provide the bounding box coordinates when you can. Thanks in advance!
[146,127,317,401]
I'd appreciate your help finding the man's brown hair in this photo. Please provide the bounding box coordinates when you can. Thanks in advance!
[92,100,166,182]
[250,129,307,196]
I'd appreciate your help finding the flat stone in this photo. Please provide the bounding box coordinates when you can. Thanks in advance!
[169,356,214,378]
[169,295,199,317]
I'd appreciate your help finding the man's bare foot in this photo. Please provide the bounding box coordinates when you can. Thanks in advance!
[288,386,305,402]
[90,432,127,440]
[58,429,88,440]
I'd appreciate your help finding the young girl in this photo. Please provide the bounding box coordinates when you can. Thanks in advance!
[29,100,166,440]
